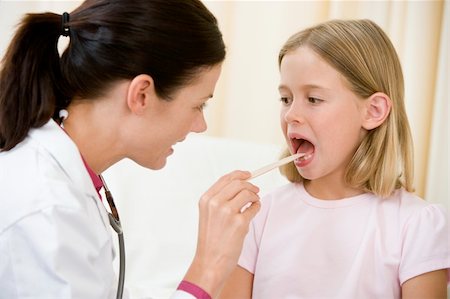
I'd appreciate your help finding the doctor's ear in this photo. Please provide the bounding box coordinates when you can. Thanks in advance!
[126,74,156,115]
[362,92,392,130]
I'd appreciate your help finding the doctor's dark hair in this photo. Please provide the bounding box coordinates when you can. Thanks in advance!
[0,0,225,151]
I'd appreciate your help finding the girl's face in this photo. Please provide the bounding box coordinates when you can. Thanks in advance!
[279,46,367,190]
[129,64,222,170]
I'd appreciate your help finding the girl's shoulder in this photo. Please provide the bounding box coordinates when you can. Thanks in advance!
[382,188,448,225]
[388,190,450,284]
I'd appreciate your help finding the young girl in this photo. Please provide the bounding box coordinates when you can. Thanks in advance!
[219,19,449,299]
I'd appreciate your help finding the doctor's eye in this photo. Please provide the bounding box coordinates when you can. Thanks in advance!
[197,102,207,111]
[280,97,293,105]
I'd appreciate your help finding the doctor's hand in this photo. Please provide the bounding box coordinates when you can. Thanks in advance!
[183,170,260,298]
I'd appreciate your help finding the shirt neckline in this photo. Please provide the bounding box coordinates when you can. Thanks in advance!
[294,182,373,209]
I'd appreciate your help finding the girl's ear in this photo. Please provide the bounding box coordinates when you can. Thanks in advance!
[126,74,156,115]
[362,92,392,130]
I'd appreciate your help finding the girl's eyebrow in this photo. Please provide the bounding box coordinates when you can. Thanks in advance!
[278,85,290,92]
[278,83,331,92]
[304,84,332,91]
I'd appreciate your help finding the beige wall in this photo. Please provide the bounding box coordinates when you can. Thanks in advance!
[1,0,448,206]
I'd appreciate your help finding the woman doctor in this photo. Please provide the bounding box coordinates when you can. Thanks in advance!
[0,0,261,298]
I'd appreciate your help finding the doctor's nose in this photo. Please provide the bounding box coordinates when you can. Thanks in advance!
[191,112,207,133]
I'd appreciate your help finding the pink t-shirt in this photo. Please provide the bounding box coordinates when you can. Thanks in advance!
[239,183,449,299]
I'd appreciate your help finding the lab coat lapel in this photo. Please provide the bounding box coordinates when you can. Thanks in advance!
[28,119,111,230]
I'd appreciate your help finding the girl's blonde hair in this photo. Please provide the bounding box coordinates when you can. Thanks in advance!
[278,19,414,198]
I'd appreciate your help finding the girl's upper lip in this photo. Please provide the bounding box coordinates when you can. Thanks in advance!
[287,131,314,153]
[288,131,308,140]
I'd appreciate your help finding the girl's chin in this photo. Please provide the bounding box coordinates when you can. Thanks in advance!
[297,170,314,181]
[295,158,317,180]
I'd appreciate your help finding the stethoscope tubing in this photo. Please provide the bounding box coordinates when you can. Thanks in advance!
[102,175,126,299]
[109,214,125,299]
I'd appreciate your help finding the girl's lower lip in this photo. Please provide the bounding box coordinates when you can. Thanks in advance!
[294,152,314,167]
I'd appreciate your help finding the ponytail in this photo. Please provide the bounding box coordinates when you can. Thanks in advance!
[0,13,67,151]
[1,0,226,152]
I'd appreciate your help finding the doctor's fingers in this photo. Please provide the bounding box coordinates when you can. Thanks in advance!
[199,179,259,209]
[239,200,261,223]
[202,170,253,199]
[225,188,261,214]
[200,188,260,219]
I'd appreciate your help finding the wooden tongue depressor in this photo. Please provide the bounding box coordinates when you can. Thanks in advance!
[240,153,304,213]
[249,152,305,180]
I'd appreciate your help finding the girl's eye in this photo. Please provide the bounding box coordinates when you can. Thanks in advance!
[308,97,322,104]
[280,97,292,105]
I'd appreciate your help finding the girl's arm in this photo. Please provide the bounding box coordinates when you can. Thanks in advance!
[218,266,254,299]
[402,269,448,299]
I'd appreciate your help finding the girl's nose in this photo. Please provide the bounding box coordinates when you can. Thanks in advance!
[283,100,305,124]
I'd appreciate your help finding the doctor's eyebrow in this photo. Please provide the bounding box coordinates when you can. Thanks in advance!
[200,94,214,101]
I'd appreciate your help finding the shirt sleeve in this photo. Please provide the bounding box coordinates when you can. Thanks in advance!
[238,220,259,274]
[399,204,450,284]
[238,196,272,274]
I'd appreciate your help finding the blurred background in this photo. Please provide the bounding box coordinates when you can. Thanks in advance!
[0,0,448,207]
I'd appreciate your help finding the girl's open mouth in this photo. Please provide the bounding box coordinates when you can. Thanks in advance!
[291,137,315,166]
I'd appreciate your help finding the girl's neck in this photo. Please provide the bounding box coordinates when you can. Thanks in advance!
[304,177,365,200]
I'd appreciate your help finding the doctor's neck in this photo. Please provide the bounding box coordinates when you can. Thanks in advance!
[62,85,130,174]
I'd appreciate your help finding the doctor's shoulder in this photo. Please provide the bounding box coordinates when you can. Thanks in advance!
[0,133,85,230]
[0,131,116,299]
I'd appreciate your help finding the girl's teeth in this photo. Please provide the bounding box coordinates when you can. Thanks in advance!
[299,153,313,161]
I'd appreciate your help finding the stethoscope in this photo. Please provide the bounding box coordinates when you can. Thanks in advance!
[59,111,125,299]
[100,175,125,299]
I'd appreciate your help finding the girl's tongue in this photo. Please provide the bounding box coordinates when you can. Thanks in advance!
[298,139,314,155]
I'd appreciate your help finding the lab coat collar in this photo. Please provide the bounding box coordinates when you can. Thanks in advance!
[28,119,96,197]
[28,119,110,230]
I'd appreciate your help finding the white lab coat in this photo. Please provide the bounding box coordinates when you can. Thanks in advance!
[0,119,121,298]
[0,120,195,299]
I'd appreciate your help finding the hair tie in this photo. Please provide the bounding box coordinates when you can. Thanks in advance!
[61,12,70,37]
